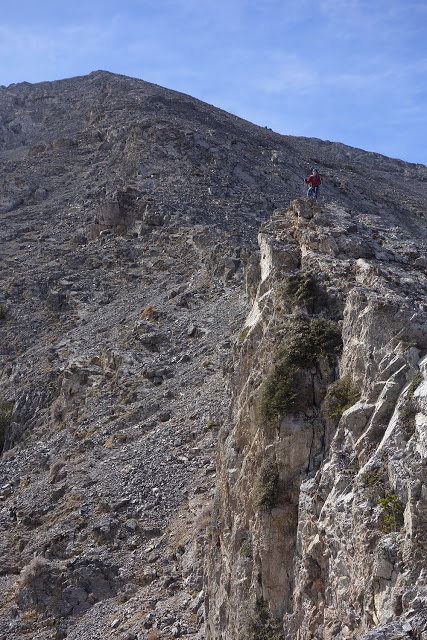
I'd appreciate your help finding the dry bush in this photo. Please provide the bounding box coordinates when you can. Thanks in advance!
[50,396,67,426]
[18,557,50,587]
[2,445,19,461]
[48,456,67,483]
[140,305,155,319]
[195,504,212,532]
[104,432,127,448]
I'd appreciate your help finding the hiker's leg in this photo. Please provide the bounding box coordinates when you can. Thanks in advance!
[307,187,313,197]
[314,186,318,198]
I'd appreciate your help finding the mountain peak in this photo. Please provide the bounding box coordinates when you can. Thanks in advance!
[0,71,426,640]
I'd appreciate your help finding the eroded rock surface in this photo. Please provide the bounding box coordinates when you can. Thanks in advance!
[205,199,427,640]
[0,71,426,639]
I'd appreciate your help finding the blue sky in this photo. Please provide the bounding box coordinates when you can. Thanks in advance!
[1,0,426,165]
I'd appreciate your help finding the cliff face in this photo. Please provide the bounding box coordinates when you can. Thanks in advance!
[205,198,427,640]
[0,71,426,640]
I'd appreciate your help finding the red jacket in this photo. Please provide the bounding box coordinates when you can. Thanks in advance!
[306,174,322,187]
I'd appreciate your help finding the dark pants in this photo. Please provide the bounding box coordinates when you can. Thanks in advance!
[307,186,319,198]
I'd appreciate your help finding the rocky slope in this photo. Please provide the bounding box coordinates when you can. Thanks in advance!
[0,70,426,640]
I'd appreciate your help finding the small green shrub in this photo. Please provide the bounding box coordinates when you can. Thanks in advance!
[309,316,343,360]
[376,492,404,533]
[399,336,421,350]
[240,538,253,558]
[258,315,342,422]
[0,396,13,450]
[399,402,416,420]
[258,363,299,422]
[243,597,283,640]
[360,465,390,499]
[0,305,6,320]
[240,329,249,342]
[407,371,423,396]
[399,371,423,420]
[206,420,219,429]
[210,496,223,532]
[252,461,279,512]
[281,271,326,313]
[360,467,384,488]
[323,375,360,421]
[280,315,342,368]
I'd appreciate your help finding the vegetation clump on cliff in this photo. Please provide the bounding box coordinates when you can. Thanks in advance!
[359,467,405,533]
[259,314,342,423]
[252,460,279,511]
[323,375,360,421]
[243,596,284,640]
[0,395,13,450]
[239,537,253,558]
[376,492,404,533]
[399,371,423,419]
[280,271,327,314]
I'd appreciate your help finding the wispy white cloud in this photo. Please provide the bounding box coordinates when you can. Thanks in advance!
[248,53,317,96]
[0,22,113,58]
[0,20,121,84]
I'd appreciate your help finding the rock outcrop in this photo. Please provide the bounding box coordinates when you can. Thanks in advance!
[0,71,426,639]
[205,198,427,640]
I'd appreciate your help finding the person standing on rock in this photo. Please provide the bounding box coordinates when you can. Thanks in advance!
[305,168,322,198]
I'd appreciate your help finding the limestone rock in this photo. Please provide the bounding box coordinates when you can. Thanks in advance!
[205,199,427,640]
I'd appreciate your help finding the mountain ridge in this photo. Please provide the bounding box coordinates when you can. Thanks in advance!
[4,69,426,168]
[0,71,426,640]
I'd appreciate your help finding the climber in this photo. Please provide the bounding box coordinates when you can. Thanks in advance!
[305,168,322,198]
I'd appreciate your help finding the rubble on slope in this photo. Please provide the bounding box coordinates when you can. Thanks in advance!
[0,72,426,640]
